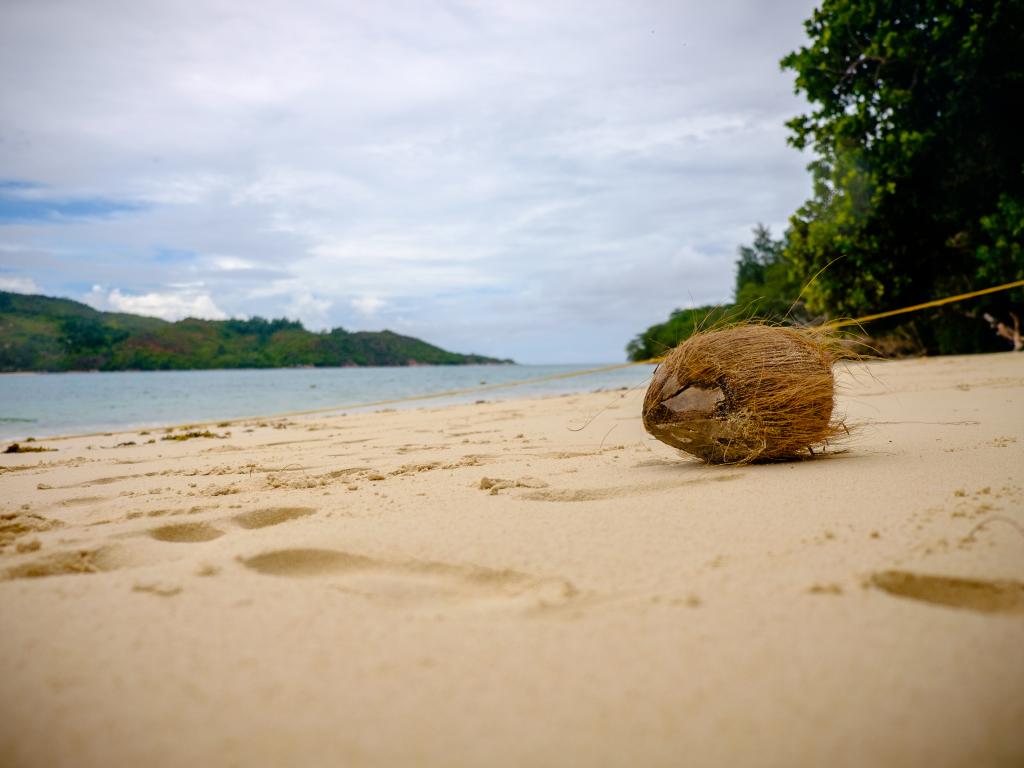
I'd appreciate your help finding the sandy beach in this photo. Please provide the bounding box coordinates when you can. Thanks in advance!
[1,352,1022,767]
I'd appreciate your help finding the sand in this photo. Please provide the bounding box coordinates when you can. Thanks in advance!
[1,352,1023,768]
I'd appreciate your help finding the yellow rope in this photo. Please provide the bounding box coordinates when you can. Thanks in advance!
[823,278,1024,329]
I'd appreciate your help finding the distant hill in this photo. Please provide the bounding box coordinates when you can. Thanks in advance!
[0,291,511,371]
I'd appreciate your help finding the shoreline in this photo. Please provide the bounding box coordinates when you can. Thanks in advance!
[0,362,655,444]
[0,351,1006,445]
[1,352,1022,766]
[0,359,525,375]
[2,385,630,445]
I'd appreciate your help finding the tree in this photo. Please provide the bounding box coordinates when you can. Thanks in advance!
[781,0,1024,352]
[626,227,801,361]
[626,305,733,362]
[733,224,804,319]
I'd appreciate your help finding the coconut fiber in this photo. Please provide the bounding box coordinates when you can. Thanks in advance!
[642,325,844,464]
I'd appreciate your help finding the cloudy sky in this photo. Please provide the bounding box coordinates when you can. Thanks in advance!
[0,0,818,363]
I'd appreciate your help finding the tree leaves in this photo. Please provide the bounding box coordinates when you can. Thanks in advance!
[780,0,1024,352]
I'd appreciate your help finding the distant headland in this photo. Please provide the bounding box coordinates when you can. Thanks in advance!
[0,291,512,372]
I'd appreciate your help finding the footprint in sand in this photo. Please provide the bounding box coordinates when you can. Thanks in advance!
[59,496,109,508]
[148,521,225,543]
[140,506,314,543]
[870,570,1024,615]
[522,473,744,502]
[66,474,140,488]
[239,548,578,610]
[2,547,119,580]
[3,511,318,581]
[231,507,316,530]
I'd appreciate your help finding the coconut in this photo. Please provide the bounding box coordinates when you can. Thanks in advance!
[642,325,844,464]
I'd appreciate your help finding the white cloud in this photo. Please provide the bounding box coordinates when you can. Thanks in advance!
[0,275,40,294]
[352,295,385,315]
[285,290,331,328]
[84,285,227,321]
[0,0,820,362]
[133,173,228,205]
[210,255,257,271]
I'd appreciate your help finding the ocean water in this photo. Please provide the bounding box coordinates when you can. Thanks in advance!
[0,363,657,440]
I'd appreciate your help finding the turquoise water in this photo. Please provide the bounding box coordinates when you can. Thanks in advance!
[0,364,656,440]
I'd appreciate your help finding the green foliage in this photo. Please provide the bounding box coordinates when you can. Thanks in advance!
[223,317,304,338]
[626,305,734,362]
[733,225,804,319]
[734,224,779,292]
[59,316,129,366]
[780,0,1024,352]
[627,226,800,362]
[0,291,509,372]
[976,193,1024,285]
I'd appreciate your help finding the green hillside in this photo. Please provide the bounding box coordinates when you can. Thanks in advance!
[0,292,510,371]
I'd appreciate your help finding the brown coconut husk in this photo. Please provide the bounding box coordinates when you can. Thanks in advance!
[642,324,847,464]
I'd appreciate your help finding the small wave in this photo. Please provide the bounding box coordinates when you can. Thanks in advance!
[0,417,37,423]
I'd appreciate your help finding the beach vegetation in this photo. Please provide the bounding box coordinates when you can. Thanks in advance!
[780,0,1024,353]
[3,442,55,453]
[627,226,799,361]
[0,291,511,372]
[630,0,1023,359]
[160,430,227,441]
